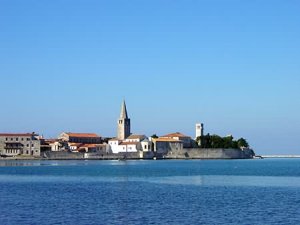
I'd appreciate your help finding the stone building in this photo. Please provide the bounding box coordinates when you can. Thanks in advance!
[0,133,41,157]
[108,134,152,154]
[108,101,153,154]
[59,132,102,144]
[117,100,131,140]
[195,123,204,139]
[153,138,183,155]
[160,132,193,148]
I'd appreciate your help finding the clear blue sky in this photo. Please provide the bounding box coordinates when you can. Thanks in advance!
[0,0,299,154]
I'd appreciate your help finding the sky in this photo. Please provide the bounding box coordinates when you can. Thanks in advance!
[0,0,299,154]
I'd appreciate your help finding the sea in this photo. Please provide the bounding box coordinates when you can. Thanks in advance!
[0,159,300,225]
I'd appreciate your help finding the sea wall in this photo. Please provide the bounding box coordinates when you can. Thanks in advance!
[37,149,254,160]
[42,151,85,160]
[42,151,155,160]
[163,148,255,159]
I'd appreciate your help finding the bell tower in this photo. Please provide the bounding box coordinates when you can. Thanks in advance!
[117,100,131,140]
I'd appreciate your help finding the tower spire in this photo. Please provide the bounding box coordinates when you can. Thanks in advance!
[117,100,131,140]
[120,100,128,119]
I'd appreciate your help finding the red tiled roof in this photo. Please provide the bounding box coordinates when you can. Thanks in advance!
[161,132,190,138]
[69,143,83,147]
[81,144,98,148]
[66,133,101,138]
[154,138,182,143]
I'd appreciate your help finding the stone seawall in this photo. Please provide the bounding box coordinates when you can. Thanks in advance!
[42,151,85,160]
[37,149,254,160]
[42,151,154,160]
[163,148,255,159]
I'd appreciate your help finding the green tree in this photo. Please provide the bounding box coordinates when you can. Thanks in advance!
[237,138,249,148]
[151,134,158,139]
[210,135,224,148]
[232,140,239,149]
[223,135,234,148]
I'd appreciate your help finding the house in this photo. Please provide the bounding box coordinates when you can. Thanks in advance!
[108,134,153,154]
[59,132,102,144]
[68,143,83,152]
[160,132,193,148]
[153,138,183,155]
[0,133,41,157]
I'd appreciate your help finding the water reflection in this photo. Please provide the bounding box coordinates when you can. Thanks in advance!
[0,174,300,188]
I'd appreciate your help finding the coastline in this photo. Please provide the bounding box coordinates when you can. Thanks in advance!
[0,148,255,160]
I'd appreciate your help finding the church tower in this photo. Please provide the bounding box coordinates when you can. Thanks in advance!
[195,123,204,139]
[117,100,131,140]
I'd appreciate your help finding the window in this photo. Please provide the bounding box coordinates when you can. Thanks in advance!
[27,144,29,147]
[21,138,24,141]
[145,145,147,149]
[32,144,34,147]
[16,138,19,141]
[5,138,8,141]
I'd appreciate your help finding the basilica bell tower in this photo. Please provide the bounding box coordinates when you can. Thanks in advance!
[117,100,131,140]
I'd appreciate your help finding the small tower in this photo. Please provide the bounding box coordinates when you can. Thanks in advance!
[195,123,204,140]
[117,100,131,140]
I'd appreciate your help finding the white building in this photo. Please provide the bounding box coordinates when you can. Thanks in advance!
[108,135,153,154]
[195,123,204,139]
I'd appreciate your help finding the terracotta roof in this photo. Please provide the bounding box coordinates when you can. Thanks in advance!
[81,144,98,148]
[126,134,146,140]
[154,138,182,143]
[45,139,59,142]
[66,133,101,138]
[119,142,140,146]
[0,133,34,137]
[69,143,83,147]
[161,132,190,138]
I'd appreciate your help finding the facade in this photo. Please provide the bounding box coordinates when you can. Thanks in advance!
[108,134,153,154]
[108,138,122,154]
[160,132,193,148]
[117,100,131,140]
[59,132,102,144]
[77,144,110,153]
[153,138,183,155]
[0,133,41,157]
[195,123,204,139]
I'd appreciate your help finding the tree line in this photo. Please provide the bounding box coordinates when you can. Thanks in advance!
[196,134,249,149]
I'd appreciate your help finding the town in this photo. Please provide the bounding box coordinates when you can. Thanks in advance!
[0,101,255,160]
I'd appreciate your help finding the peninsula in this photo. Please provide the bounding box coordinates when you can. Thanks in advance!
[0,101,255,160]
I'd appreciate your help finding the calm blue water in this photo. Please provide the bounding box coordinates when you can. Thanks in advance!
[0,159,300,225]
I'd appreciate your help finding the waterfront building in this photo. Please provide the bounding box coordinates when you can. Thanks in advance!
[108,138,122,154]
[78,144,109,153]
[153,138,183,155]
[117,100,131,140]
[59,132,102,144]
[109,101,153,154]
[0,133,41,157]
[108,134,152,154]
[160,132,193,148]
